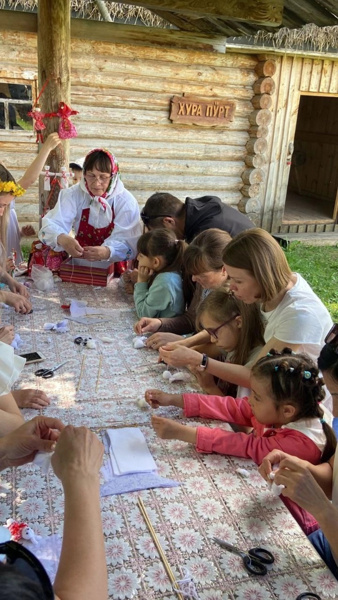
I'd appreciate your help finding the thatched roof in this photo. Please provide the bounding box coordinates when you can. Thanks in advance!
[254,23,338,52]
[0,0,170,27]
[0,0,337,51]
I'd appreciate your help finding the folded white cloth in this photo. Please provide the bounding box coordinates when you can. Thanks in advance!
[107,428,157,475]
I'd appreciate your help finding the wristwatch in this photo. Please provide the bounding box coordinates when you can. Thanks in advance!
[197,353,208,371]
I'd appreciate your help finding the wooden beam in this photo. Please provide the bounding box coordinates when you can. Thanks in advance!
[116,1,284,26]
[0,10,226,54]
[38,0,71,182]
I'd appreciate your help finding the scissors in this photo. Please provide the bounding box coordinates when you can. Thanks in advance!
[35,360,69,379]
[213,537,274,576]
[296,595,321,600]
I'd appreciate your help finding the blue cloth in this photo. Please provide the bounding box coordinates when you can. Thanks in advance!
[308,529,338,579]
[100,472,181,496]
[134,271,184,319]
[333,417,338,439]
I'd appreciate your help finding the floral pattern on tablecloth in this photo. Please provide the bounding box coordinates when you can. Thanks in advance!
[1,280,338,599]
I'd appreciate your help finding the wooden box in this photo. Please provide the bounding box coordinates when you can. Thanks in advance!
[59,257,115,286]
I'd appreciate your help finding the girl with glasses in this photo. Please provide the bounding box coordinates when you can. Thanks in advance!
[145,347,336,535]
[189,287,264,399]
[38,149,142,274]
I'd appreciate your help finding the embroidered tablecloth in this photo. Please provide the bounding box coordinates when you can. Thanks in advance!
[1,280,338,599]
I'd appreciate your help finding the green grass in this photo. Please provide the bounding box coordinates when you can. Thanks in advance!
[284,242,338,321]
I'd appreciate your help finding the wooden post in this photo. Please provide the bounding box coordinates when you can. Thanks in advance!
[37,0,71,215]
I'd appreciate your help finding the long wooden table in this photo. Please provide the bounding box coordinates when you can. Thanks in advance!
[1,280,338,599]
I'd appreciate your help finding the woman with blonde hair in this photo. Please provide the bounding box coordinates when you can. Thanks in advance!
[159,228,332,396]
[0,164,31,313]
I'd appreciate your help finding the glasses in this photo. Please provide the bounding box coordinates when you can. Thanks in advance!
[325,324,338,352]
[85,173,111,183]
[140,211,172,225]
[203,314,239,340]
[0,540,54,599]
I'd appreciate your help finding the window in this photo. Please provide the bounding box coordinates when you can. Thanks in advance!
[0,83,33,131]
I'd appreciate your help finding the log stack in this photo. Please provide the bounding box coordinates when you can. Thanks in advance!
[241,57,276,224]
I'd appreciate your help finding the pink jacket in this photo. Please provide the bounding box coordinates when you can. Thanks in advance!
[183,392,325,535]
[183,393,322,464]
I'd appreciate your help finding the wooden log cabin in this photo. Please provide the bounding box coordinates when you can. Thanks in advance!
[0,2,337,237]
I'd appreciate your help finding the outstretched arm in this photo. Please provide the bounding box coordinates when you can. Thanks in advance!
[52,426,107,600]
[18,133,61,189]
[0,392,24,436]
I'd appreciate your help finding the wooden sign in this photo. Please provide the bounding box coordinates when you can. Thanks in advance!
[170,95,236,126]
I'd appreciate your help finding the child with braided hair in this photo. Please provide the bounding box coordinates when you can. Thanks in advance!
[146,348,336,533]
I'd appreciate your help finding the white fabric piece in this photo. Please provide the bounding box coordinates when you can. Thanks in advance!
[271,481,285,496]
[44,320,69,333]
[39,177,142,262]
[107,427,157,475]
[86,339,96,349]
[101,336,114,343]
[169,371,193,383]
[0,341,25,396]
[137,397,149,409]
[236,468,250,477]
[133,336,147,349]
[33,451,53,475]
[11,333,23,350]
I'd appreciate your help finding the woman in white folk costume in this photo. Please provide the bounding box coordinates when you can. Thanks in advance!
[39,148,142,275]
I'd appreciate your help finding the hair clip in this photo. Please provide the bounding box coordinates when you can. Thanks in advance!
[320,418,325,425]
[274,365,279,371]
[267,352,273,357]
[303,370,311,380]
[288,367,295,373]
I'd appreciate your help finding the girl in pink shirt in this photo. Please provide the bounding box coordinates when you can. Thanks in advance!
[145,348,336,534]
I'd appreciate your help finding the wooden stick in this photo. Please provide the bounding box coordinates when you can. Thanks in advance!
[77,354,86,391]
[137,497,184,600]
[95,355,102,394]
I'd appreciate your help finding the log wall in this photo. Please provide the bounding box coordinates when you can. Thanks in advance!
[0,28,257,232]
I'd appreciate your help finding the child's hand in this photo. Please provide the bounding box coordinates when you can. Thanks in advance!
[146,333,183,350]
[159,345,201,369]
[6,257,15,274]
[151,415,197,443]
[44,132,62,151]
[134,317,162,335]
[21,225,36,237]
[145,389,184,409]
[137,266,153,283]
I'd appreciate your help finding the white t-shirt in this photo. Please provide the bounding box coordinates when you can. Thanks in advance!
[0,342,25,396]
[261,273,332,362]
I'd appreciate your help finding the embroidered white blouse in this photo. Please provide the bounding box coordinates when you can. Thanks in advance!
[39,177,142,262]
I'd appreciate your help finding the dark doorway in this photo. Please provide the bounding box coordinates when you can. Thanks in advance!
[283,95,338,225]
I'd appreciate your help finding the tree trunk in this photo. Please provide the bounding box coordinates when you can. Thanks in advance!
[37,0,71,173]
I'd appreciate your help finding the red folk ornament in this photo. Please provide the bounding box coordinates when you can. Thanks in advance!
[28,105,46,143]
[55,101,78,139]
